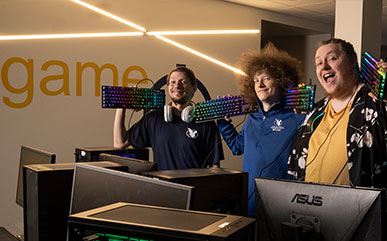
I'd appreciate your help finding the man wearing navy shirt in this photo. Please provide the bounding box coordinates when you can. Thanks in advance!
[114,66,224,170]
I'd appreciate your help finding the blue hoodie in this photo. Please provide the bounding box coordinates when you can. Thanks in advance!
[217,99,305,217]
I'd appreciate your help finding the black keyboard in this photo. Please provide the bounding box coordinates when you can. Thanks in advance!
[193,95,258,123]
[284,84,315,112]
[360,52,386,99]
[102,85,165,109]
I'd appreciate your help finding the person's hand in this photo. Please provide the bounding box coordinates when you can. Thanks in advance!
[371,59,387,102]
[376,58,387,70]
[368,92,387,102]
[224,115,231,121]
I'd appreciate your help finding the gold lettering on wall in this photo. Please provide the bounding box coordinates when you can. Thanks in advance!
[41,60,70,96]
[0,57,148,108]
[2,57,34,108]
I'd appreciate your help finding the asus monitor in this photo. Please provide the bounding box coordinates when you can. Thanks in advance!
[254,177,385,241]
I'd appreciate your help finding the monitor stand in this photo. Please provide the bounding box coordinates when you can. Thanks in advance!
[281,222,323,241]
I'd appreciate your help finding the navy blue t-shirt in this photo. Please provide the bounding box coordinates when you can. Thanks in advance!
[127,110,224,170]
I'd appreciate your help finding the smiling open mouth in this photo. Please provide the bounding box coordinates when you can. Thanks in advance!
[323,73,335,82]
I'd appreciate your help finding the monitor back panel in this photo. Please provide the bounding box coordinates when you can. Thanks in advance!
[254,177,385,241]
[144,168,248,216]
[99,153,157,174]
[69,164,194,216]
[74,146,149,162]
[23,161,126,241]
[16,145,56,207]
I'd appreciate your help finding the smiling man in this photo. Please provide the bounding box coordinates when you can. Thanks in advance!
[113,66,224,170]
[288,38,387,189]
[217,43,306,217]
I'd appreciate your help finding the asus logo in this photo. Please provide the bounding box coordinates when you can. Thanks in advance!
[291,193,323,206]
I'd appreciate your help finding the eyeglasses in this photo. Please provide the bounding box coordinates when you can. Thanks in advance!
[167,79,190,86]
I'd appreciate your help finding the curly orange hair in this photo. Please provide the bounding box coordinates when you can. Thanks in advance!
[236,42,303,106]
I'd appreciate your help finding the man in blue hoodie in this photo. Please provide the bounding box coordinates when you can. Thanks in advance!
[217,43,306,217]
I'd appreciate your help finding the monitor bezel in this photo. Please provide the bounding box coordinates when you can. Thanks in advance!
[99,153,157,174]
[69,163,194,215]
[16,145,56,207]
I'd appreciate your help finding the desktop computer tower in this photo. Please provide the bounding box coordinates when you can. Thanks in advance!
[68,202,256,241]
[23,161,127,241]
[74,146,149,162]
[144,168,248,216]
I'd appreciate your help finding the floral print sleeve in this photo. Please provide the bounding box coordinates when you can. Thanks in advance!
[288,86,387,188]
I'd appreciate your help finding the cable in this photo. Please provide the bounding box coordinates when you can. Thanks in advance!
[126,109,136,129]
[298,83,360,181]
[332,157,354,187]
[136,78,155,88]
[201,114,247,168]
[258,132,297,177]
[248,189,255,202]
[331,104,378,187]
[310,112,325,132]
[125,78,156,131]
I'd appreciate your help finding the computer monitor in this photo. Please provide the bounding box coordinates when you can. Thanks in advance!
[143,168,248,216]
[16,145,56,207]
[99,153,158,174]
[254,177,385,241]
[68,202,256,241]
[69,163,194,215]
[74,146,149,162]
[23,162,127,241]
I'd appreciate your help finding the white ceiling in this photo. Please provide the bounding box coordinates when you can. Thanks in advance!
[224,0,387,41]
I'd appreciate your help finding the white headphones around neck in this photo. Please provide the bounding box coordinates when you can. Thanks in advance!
[164,104,194,123]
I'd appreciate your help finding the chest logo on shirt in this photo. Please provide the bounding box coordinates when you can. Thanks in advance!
[186,127,198,139]
[271,118,285,132]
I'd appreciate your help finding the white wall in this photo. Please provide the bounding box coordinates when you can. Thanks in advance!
[0,0,332,233]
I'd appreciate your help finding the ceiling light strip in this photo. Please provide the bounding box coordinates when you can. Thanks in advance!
[71,0,147,32]
[0,32,144,40]
[147,30,259,35]
[155,35,246,76]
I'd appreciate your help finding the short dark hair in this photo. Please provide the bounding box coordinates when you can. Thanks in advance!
[318,38,360,72]
[167,66,197,87]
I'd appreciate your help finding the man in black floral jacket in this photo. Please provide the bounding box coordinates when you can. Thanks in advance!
[288,38,386,188]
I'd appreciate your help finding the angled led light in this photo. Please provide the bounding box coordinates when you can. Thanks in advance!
[71,0,147,32]
[0,32,144,40]
[147,29,260,35]
[155,35,246,76]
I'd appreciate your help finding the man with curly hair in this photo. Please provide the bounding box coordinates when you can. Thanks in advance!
[287,38,386,189]
[217,43,306,217]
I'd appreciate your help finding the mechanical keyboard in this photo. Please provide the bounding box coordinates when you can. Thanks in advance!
[102,85,165,109]
[360,52,386,99]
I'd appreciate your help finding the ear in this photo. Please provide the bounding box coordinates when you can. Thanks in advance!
[191,85,197,97]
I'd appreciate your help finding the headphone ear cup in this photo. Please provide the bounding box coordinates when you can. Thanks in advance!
[164,105,173,122]
[181,106,194,123]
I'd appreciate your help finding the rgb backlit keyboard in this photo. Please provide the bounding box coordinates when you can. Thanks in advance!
[193,95,258,123]
[102,85,165,109]
[284,84,315,112]
[360,52,386,99]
